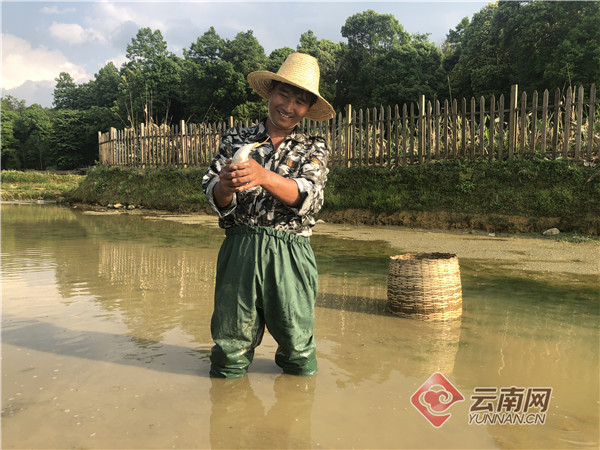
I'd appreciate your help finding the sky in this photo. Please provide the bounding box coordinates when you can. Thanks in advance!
[1,1,489,108]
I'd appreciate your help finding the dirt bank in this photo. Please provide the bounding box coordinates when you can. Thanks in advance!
[140,210,599,277]
[318,208,599,235]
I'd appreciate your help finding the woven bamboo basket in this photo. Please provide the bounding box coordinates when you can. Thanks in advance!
[387,252,462,321]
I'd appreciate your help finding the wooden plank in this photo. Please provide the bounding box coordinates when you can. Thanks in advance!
[402,103,408,165]
[587,84,596,161]
[337,111,344,167]
[394,104,400,166]
[508,84,518,159]
[520,91,527,158]
[563,86,572,158]
[470,97,476,158]
[426,100,432,162]
[345,105,351,166]
[575,85,583,160]
[386,105,392,168]
[498,95,505,161]
[489,95,495,160]
[540,90,548,157]
[443,99,449,159]
[379,105,385,165]
[358,108,364,166]
[479,96,485,158]
[409,103,416,163]
[418,95,425,163]
[461,98,467,157]
[451,99,458,158]
[435,100,441,160]
[530,91,538,158]
[552,88,560,159]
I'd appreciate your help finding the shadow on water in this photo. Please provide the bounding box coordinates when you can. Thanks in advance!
[2,315,212,377]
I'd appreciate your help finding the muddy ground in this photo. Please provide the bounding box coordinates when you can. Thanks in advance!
[137,210,599,277]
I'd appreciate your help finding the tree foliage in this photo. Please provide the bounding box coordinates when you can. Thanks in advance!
[2,2,598,170]
[443,1,600,99]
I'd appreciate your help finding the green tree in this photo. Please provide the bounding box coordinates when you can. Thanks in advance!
[1,96,25,169]
[183,28,267,121]
[49,110,86,169]
[92,62,122,109]
[338,10,446,109]
[13,104,52,169]
[443,1,600,99]
[297,31,340,108]
[53,72,79,110]
[121,28,185,126]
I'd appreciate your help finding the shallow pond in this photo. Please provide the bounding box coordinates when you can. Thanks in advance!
[2,203,598,449]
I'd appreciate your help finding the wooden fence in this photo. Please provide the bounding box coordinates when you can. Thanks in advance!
[98,84,598,168]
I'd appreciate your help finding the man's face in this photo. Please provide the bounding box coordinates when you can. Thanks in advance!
[267,83,313,131]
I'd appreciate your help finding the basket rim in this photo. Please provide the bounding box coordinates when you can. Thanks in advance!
[390,252,457,261]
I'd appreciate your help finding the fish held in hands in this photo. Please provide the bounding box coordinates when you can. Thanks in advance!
[231,140,269,164]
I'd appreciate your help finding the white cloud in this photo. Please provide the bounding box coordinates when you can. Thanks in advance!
[1,34,90,90]
[49,22,107,45]
[106,53,128,70]
[91,2,164,34]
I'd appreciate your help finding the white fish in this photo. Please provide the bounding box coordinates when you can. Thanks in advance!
[231,140,269,164]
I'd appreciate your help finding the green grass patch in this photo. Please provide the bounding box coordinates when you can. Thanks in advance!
[324,159,600,219]
[70,166,209,212]
[1,170,84,201]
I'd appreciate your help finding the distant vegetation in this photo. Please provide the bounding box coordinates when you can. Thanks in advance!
[1,158,582,235]
[2,2,599,170]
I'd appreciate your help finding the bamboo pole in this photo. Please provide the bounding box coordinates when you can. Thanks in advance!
[552,88,560,160]
[520,91,527,158]
[563,86,572,158]
[435,100,441,160]
[540,90,549,157]
[489,95,495,161]
[575,85,583,160]
[531,90,538,158]
[508,84,518,159]
[498,94,505,161]
[479,96,485,158]
[470,97,476,158]
[587,84,596,161]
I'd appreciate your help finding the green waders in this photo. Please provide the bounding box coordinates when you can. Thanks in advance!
[210,225,318,378]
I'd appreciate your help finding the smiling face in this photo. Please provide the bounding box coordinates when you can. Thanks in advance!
[267,82,315,133]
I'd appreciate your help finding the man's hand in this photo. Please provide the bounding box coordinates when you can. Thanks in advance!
[214,159,303,208]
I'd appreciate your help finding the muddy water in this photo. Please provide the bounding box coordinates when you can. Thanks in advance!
[2,203,598,449]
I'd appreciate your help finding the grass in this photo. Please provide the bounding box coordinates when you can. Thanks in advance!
[1,170,84,201]
[4,159,599,235]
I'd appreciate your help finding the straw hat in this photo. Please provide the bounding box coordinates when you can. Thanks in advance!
[247,52,335,122]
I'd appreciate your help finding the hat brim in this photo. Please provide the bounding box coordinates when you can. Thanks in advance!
[247,71,335,122]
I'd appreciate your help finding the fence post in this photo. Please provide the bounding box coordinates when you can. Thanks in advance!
[345,104,352,166]
[587,84,596,161]
[575,85,584,161]
[417,95,425,163]
[180,119,187,167]
[563,86,572,158]
[110,127,117,166]
[508,84,518,159]
[97,131,103,165]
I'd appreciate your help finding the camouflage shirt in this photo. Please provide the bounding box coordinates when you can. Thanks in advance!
[202,121,330,237]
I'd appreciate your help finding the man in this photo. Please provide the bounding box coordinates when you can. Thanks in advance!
[202,53,335,378]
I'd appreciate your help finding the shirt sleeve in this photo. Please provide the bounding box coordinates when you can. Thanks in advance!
[202,130,238,217]
[288,137,330,217]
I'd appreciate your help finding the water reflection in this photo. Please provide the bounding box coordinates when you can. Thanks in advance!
[209,375,315,449]
[2,204,598,449]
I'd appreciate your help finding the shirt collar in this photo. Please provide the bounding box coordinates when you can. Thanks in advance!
[259,119,308,145]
